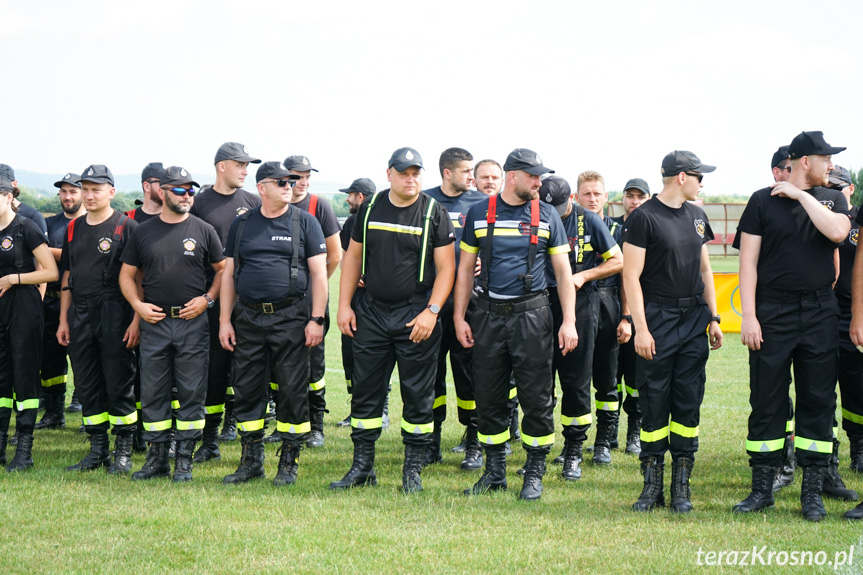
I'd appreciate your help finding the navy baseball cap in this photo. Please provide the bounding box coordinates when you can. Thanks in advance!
[503,148,554,176]
[788,131,845,159]
[623,178,650,196]
[339,177,376,196]
[660,151,716,176]
[283,155,319,173]
[0,177,13,193]
[141,162,164,182]
[214,142,261,165]
[256,161,301,183]
[388,147,423,172]
[161,166,200,187]
[539,175,572,217]
[771,145,790,169]
[0,164,13,181]
[80,164,115,185]
[54,173,81,189]
[829,165,853,188]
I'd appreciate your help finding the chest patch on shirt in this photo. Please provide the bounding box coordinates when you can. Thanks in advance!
[97,238,113,254]
[236,207,250,216]
[183,238,197,255]
[694,219,706,238]
[820,200,835,210]
[0,236,12,251]
[851,229,858,246]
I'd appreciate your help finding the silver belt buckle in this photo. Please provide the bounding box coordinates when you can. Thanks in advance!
[262,302,274,314]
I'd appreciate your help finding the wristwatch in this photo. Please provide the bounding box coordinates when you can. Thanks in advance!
[427,304,440,314]
[710,315,721,324]
[202,294,215,309]
[620,315,633,323]
[310,316,325,325]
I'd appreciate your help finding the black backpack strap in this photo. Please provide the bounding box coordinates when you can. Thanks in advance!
[416,194,437,290]
[479,195,496,294]
[575,204,586,273]
[288,205,300,296]
[232,210,252,292]
[65,217,78,291]
[520,199,540,294]
[103,212,129,285]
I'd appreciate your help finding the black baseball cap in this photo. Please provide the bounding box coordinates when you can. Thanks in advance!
[388,147,423,172]
[788,131,846,159]
[0,164,13,181]
[771,145,790,169]
[256,161,301,183]
[0,177,13,193]
[339,177,376,196]
[283,155,319,173]
[54,173,81,189]
[214,142,261,165]
[161,166,200,187]
[503,148,554,176]
[141,162,164,182]
[829,165,853,188]
[80,164,115,185]
[623,178,650,196]
[539,175,571,217]
[660,150,716,177]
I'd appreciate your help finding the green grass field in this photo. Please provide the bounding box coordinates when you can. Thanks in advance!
[3,264,862,574]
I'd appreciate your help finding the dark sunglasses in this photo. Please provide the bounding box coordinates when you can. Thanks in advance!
[264,179,297,188]
[685,172,704,183]
[163,187,196,196]
[145,178,160,184]
[777,166,791,173]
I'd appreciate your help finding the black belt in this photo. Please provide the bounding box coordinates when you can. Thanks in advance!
[367,293,429,311]
[644,293,706,308]
[239,294,305,314]
[476,291,549,315]
[46,290,62,299]
[150,305,187,319]
[757,286,832,303]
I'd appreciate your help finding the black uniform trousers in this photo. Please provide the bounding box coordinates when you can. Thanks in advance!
[67,291,137,433]
[472,292,555,452]
[307,294,328,416]
[139,312,208,442]
[0,286,43,435]
[616,328,641,419]
[340,289,364,394]
[232,299,310,444]
[839,336,863,438]
[637,298,709,462]
[746,288,838,467]
[350,293,439,446]
[550,285,597,442]
[433,293,478,428]
[203,305,232,418]
[594,285,621,419]
[41,294,68,396]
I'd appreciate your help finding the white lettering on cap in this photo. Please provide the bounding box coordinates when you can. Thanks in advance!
[65,173,72,179]
[535,154,542,165]
[405,151,414,160]
[243,145,249,154]
[180,168,187,177]
[302,157,309,165]
[88,168,94,176]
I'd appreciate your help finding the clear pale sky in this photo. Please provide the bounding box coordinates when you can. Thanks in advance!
[2,0,860,196]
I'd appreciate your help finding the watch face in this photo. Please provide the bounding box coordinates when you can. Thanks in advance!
[428,304,440,314]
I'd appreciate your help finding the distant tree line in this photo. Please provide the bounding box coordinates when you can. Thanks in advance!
[18,188,143,216]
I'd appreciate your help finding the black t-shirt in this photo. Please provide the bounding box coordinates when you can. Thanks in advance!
[61,211,138,296]
[340,214,356,251]
[424,186,486,269]
[225,206,327,302]
[293,194,341,238]
[734,186,847,292]
[46,213,73,292]
[600,215,623,288]
[126,208,159,224]
[351,191,454,302]
[16,202,48,239]
[623,199,713,298]
[836,206,859,343]
[121,215,224,306]
[546,204,619,288]
[0,215,45,276]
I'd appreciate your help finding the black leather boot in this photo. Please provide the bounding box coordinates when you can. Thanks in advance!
[263,425,281,444]
[132,419,147,454]
[423,423,442,466]
[67,391,82,413]
[402,443,426,493]
[193,415,222,462]
[519,449,547,501]
[632,456,665,512]
[451,430,468,454]
[65,431,110,471]
[6,433,34,472]
[733,465,777,513]
[330,440,377,489]
[849,435,863,473]
[609,418,620,450]
[273,440,302,487]
[552,446,565,465]
[561,438,583,481]
[823,439,858,501]
[35,393,65,430]
[464,444,507,495]
[800,465,827,522]
[223,435,265,484]
[592,422,612,466]
[307,411,325,448]
[670,457,694,514]
[131,442,171,481]
[219,399,237,442]
[107,432,134,475]
[172,439,195,482]
[772,433,795,491]
[625,417,641,455]
[461,426,483,471]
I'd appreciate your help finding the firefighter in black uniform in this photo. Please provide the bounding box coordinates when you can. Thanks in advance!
[127,162,163,223]
[218,162,328,486]
[57,165,140,475]
[0,164,49,239]
[333,147,455,494]
[540,174,621,481]
[733,132,849,522]
[283,155,342,448]
[612,178,650,455]
[189,143,261,456]
[336,178,377,428]
[425,147,488,470]
[120,166,225,482]
[0,176,58,471]
[623,150,723,514]
[456,148,578,501]
[37,173,85,430]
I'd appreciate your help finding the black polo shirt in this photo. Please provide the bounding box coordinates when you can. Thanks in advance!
[60,211,138,296]
[46,213,73,292]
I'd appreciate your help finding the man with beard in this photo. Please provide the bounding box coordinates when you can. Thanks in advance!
[126,163,163,223]
[120,166,225,482]
[473,160,503,196]
[36,173,86,430]
[733,132,849,522]
[456,148,577,501]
